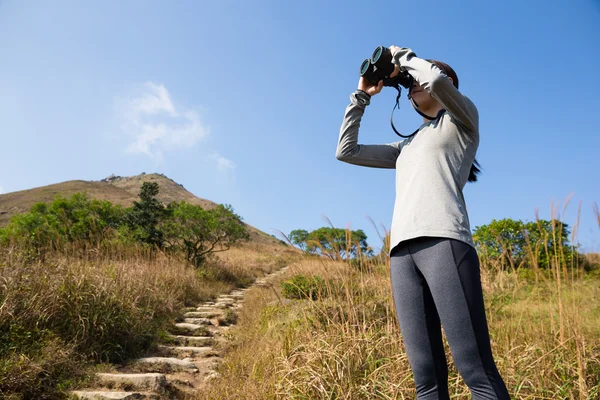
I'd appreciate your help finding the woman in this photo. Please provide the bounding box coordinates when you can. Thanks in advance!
[336,45,510,400]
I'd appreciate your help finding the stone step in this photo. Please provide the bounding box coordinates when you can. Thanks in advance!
[183,317,212,325]
[196,306,219,312]
[133,357,199,373]
[158,345,218,357]
[184,311,222,318]
[214,302,236,309]
[215,297,236,304]
[174,322,207,332]
[167,335,213,346]
[95,373,166,391]
[70,391,157,400]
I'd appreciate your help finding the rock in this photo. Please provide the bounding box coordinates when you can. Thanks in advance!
[174,323,205,332]
[70,391,153,400]
[158,345,218,357]
[183,317,212,325]
[204,371,221,382]
[133,357,199,373]
[205,325,230,336]
[196,305,219,311]
[95,373,166,391]
[168,335,213,346]
[184,311,222,318]
[194,357,223,373]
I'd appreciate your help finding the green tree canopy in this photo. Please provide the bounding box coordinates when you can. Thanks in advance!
[290,227,372,260]
[0,192,124,252]
[473,218,575,270]
[124,182,167,248]
[289,229,309,250]
[161,202,250,267]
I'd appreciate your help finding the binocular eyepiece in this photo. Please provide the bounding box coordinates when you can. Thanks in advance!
[360,46,413,89]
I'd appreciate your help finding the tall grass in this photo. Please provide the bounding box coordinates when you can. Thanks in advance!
[0,241,297,399]
[198,203,600,399]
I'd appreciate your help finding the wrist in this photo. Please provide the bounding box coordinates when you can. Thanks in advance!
[357,89,371,99]
[352,90,371,107]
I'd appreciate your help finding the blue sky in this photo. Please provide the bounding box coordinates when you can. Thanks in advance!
[1,0,599,252]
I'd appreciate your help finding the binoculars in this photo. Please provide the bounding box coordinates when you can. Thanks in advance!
[360,46,413,89]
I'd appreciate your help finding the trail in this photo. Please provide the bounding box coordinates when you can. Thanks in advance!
[71,266,289,399]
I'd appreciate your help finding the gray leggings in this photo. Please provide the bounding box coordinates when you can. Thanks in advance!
[390,236,510,400]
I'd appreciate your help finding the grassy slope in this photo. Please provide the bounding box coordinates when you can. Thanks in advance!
[197,257,600,399]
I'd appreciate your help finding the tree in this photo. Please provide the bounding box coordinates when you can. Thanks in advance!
[0,192,124,253]
[161,202,250,267]
[290,227,371,260]
[125,182,166,249]
[473,218,575,270]
[289,229,309,250]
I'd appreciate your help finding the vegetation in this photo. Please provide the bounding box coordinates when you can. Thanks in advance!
[0,182,250,267]
[289,227,372,260]
[1,179,599,399]
[197,203,600,400]
[280,274,326,300]
[162,201,250,267]
[0,182,295,398]
[473,217,581,271]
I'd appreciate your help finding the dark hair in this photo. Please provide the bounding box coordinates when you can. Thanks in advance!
[426,59,480,183]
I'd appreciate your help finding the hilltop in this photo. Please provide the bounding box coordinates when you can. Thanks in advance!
[0,173,280,246]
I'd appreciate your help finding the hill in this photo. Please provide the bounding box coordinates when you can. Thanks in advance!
[0,173,280,246]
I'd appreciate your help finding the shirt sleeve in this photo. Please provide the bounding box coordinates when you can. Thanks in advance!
[335,90,403,169]
[392,47,479,136]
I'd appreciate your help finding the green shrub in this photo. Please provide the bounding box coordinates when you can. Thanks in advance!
[220,309,238,325]
[281,274,326,300]
[0,325,84,399]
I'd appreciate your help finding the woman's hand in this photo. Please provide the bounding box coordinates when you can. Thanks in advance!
[358,77,383,96]
[389,45,401,78]
[389,45,401,55]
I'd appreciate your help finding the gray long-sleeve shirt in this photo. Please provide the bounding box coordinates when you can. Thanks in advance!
[336,47,479,254]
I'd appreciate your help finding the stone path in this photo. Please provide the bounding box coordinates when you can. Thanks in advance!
[71,266,289,399]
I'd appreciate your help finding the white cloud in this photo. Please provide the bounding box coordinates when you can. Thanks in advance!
[0,185,4,194]
[117,82,209,161]
[208,152,236,172]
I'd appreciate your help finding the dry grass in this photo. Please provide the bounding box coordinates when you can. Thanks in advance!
[197,210,600,399]
[0,241,298,398]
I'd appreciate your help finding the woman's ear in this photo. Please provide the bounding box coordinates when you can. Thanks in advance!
[448,76,454,85]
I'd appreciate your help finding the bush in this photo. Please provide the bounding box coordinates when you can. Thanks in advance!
[0,326,83,399]
[281,274,326,300]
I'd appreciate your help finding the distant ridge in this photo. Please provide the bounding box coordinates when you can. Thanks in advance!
[0,173,279,246]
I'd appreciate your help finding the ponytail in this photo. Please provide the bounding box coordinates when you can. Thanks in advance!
[468,159,481,182]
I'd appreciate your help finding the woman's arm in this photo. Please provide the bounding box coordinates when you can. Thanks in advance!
[336,90,403,169]
[391,47,479,134]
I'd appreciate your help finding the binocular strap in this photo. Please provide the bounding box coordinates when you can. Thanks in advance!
[391,85,446,138]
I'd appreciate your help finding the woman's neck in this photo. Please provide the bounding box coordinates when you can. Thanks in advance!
[420,103,445,124]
